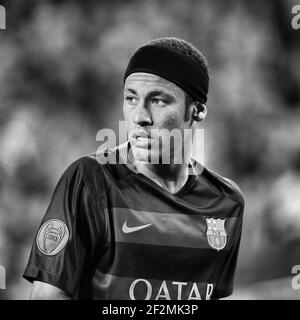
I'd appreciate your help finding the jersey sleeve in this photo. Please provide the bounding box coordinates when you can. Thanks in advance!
[23,158,106,298]
[212,201,245,299]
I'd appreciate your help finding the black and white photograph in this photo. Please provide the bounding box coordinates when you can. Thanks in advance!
[0,0,299,304]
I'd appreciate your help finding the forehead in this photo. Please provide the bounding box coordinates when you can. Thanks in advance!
[124,72,184,97]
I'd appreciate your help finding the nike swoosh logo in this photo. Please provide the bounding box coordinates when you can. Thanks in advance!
[122,220,152,234]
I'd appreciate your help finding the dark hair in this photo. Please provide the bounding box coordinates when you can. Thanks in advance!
[185,92,195,107]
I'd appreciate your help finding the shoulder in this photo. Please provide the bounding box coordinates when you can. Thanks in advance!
[61,147,130,194]
[55,153,107,197]
[62,153,104,179]
[200,167,245,208]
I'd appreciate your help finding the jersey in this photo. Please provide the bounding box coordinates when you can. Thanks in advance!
[23,142,245,300]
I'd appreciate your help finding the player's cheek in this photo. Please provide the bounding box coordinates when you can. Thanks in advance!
[160,113,182,130]
[123,107,136,124]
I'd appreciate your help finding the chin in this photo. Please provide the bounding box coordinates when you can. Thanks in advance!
[131,146,149,164]
[132,146,161,165]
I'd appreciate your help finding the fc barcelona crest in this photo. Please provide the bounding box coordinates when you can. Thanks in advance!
[205,217,227,251]
[37,219,69,256]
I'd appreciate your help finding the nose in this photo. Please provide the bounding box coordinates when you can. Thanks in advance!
[133,102,152,126]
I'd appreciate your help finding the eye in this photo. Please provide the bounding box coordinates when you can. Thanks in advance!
[151,98,167,106]
[125,96,138,104]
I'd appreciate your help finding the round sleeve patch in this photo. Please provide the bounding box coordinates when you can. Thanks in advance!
[36,219,69,256]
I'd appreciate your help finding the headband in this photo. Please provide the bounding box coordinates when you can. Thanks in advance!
[123,44,209,104]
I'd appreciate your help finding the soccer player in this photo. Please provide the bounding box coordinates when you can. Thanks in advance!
[23,37,245,300]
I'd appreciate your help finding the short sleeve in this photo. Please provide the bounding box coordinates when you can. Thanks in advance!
[23,160,97,297]
[212,202,245,299]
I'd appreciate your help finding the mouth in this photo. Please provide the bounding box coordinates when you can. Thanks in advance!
[132,132,151,140]
[136,136,150,141]
[131,132,152,147]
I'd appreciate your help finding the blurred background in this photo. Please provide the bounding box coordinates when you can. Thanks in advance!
[0,0,300,300]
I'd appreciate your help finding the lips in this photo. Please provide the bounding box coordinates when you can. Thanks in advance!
[132,131,151,139]
[131,131,152,148]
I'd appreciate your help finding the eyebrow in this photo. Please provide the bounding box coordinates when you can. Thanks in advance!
[124,88,137,95]
[124,88,175,100]
[148,90,173,99]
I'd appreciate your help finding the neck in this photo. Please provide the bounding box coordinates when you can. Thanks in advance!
[137,162,190,194]
[124,140,194,194]
[128,144,191,194]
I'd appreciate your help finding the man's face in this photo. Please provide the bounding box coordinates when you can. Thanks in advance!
[123,72,194,165]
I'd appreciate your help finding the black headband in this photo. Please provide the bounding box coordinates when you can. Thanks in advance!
[123,44,209,104]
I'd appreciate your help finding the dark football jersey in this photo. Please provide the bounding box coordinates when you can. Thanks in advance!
[23,142,245,300]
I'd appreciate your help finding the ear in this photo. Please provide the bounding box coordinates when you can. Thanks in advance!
[193,103,207,122]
